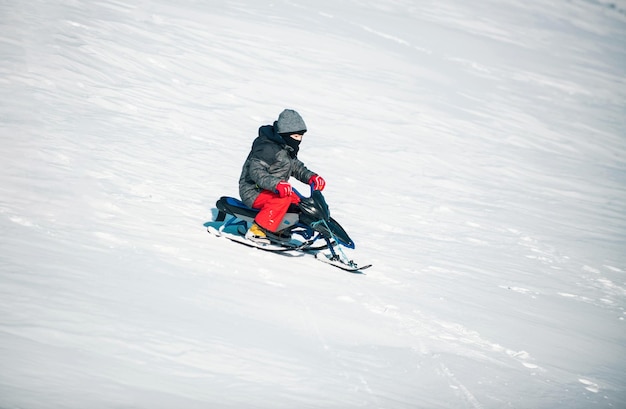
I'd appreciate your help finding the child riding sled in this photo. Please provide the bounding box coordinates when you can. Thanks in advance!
[238,109,326,244]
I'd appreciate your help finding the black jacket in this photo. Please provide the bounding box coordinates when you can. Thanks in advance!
[238,123,315,207]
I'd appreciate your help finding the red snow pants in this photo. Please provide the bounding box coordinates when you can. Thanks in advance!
[251,190,301,232]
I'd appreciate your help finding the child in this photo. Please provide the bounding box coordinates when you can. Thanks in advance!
[238,109,326,243]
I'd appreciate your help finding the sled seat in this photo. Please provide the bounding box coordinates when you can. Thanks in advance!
[216,196,255,222]
[215,196,300,222]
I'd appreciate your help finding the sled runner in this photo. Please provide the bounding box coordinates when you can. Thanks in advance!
[205,188,371,273]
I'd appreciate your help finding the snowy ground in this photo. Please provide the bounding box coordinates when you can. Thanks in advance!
[1,0,625,408]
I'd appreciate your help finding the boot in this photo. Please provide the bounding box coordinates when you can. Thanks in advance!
[245,222,270,244]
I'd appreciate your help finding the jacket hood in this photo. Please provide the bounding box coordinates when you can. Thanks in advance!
[259,123,285,145]
[259,123,299,157]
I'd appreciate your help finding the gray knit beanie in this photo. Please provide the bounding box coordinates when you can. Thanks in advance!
[276,109,307,134]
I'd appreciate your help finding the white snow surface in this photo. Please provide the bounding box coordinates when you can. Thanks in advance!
[1,0,625,408]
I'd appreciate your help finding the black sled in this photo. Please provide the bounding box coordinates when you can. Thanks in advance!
[206,188,371,272]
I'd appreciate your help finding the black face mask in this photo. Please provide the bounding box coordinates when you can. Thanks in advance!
[281,134,301,157]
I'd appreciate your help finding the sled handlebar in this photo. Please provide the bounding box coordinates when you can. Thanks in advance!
[293,183,316,199]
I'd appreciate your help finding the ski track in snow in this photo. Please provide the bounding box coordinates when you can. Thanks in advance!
[1,0,626,408]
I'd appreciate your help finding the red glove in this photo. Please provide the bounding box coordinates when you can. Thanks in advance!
[275,181,293,197]
[308,175,326,191]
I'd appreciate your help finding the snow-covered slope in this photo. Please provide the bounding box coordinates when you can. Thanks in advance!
[1,0,625,407]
